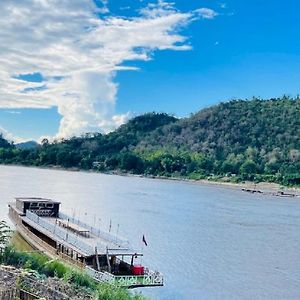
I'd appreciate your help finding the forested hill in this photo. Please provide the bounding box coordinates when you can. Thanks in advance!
[0,134,13,149]
[138,98,299,157]
[0,97,299,185]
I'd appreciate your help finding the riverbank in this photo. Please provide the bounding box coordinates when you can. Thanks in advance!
[0,265,92,299]
[0,247,146,300]
[196,179,300,195]
[1,163,299,197]
[143,176,300,197]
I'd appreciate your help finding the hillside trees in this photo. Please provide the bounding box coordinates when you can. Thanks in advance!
[0,99,299,185]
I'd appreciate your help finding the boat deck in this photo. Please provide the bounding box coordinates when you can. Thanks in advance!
[16,205,137,257]
[54,218,91,237]
[44,216,134,253]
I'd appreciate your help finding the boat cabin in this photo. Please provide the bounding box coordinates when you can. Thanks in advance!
[15,197,60,217]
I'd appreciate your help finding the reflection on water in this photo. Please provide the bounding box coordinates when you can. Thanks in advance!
[1,165,300,300]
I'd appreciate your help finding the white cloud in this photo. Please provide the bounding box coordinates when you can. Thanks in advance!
[5,110,22,114]
[195,8,219,19]
[0,126,24,143]
[0,0,218,139]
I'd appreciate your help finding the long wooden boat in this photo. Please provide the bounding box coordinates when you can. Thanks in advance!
[8,197,163,288]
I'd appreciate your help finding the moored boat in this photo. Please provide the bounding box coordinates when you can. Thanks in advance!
[8,197,163,288]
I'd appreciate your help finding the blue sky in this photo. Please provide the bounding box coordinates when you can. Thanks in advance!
[0,0,299,141]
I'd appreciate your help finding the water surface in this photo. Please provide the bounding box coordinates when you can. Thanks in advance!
[1,165,299,299]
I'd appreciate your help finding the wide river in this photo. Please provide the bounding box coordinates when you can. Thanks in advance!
[1,165,300,299]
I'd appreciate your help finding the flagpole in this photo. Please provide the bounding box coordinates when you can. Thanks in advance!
[141,242,144,266]
[109,219,112,233]
[141,235,147,266]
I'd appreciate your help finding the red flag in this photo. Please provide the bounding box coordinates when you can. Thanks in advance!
[142,235,148,246]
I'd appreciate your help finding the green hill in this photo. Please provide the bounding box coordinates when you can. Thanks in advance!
[135,98,299,184]
[138,98,299,155]
[0,97,299,185]
[0,134,13,149]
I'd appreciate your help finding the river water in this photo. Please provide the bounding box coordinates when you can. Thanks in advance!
[0,165,299,299]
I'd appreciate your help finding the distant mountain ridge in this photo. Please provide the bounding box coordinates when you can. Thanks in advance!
[0,97,299,185]
[16,141,39,150]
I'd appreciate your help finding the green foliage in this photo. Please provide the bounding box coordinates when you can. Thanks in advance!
[96,283,145,300]
[63,268,97,289]
[0,221,11,253]
[43,259,68,278]
[240,160,258,175]
[0,99,299,186]
[0,133,13,149]
[0,247,146,300]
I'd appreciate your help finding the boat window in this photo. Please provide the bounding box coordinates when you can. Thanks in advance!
[30,202,38,208]
[46,203,54,208]
[38,202,46,208]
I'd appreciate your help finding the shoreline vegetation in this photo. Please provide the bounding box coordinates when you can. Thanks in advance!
[0,222,146,300]
[0,98,299,188]
[0,246,146,300]
[0,216,146,300]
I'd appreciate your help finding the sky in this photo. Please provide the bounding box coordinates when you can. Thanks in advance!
[0,0,299,142]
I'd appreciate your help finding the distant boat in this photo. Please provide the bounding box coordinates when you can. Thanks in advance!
[274,191,296,198]
[241,188,263,194]
[8,197,163,288]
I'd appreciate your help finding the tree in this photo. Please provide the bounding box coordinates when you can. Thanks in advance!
[240,160,258,175]
[120,153,144,173]
[221,160,236,174]
[0,134,13,149]
[41,138,49,146]
[0,221,11,253]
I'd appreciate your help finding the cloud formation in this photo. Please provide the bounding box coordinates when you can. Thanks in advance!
[0,126,23,143]
[0,0,218,138]
[196,8,219,19]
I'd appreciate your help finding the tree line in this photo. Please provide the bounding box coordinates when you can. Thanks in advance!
[0,97,299,186]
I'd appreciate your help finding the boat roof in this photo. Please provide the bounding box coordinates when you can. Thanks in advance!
[15,197,61,204]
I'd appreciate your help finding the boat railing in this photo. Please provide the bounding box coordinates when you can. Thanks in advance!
[86,264,163,287]
[114,271,164,287]
[26,210,94,256]
[85,266,115,283]
[59,212,129,248]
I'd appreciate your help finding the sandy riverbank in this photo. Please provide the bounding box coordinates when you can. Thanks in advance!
[196,179,300,195]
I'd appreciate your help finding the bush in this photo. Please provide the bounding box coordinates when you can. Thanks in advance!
[0,246,146,300]
[96,283,145,300]
[64,269,97,289]
[43,259,68,278]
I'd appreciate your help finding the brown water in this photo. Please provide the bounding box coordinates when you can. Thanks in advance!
[1,165,300,300]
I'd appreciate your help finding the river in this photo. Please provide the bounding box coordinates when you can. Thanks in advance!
[1,165,300,299]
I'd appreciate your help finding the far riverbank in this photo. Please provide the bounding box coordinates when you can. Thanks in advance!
[1,163,299,197]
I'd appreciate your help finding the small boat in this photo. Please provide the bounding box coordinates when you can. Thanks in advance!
[8,197,163,288]
[274,191,296,198]
[241,188,263,194]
